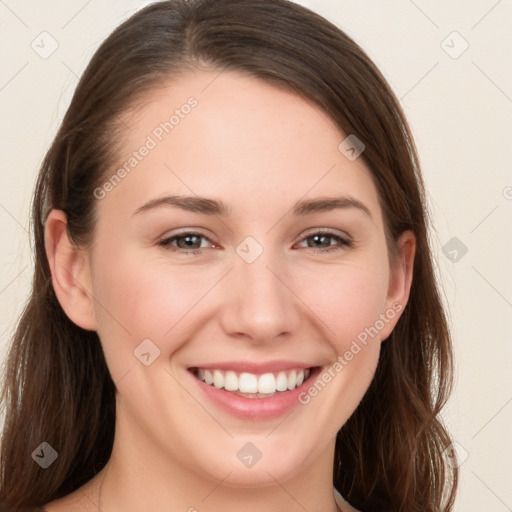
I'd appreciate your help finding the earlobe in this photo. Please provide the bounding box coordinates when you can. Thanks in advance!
[380,230,416,340]
[44,209,97,331]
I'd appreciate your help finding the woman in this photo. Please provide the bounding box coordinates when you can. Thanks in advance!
[0,1,458,510]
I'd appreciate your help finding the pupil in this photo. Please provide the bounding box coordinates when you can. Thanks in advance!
[312,235,328,247]
[181,235,199,248]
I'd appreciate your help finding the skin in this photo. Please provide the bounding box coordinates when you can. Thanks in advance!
[43,69,415,512]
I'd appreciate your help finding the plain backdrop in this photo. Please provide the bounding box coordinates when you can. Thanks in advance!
[1,1,511,510]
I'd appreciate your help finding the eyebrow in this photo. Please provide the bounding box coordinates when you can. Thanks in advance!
[134,195,230,216]
[133,194,372,219]
[292,196,372,218]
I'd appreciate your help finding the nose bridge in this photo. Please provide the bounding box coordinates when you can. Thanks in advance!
[220,239,299,341]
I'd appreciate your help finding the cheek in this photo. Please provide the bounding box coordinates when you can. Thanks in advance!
[89,248,223,379]
[293,263,389,431]
[297,261,390,352]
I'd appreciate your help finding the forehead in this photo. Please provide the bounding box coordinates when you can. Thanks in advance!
[103,69,382,224]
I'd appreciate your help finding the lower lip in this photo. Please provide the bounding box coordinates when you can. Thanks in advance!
[188,367,321,420]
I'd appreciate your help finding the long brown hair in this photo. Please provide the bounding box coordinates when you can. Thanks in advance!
[0,1,457,510]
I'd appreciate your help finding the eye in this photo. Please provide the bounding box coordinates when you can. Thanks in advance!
[157,229,352,256]
[157,231,216,255]
[296,230,352,253]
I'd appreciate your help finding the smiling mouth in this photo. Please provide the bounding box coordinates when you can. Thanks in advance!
[189,367,316,398]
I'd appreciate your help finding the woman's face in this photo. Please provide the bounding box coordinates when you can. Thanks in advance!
[79,70,412,488]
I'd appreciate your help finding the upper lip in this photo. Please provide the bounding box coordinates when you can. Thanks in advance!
[188,360,317,374]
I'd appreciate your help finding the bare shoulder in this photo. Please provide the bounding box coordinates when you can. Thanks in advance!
[43,492,94,512]
[43,476,101,512]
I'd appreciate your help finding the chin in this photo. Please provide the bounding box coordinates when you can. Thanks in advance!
[198,440,313,489]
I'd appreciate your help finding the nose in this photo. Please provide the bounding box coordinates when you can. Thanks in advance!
[217,247,301,344]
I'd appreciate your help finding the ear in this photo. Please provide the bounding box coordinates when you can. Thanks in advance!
[380,230,416,341]
[44,209,97,331]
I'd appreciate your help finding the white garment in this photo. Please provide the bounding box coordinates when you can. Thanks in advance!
[334,487,361,512]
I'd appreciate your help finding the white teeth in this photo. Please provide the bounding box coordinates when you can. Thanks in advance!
[287,370,297,390]
[276,371,288,391]
[193,367,312,395]
[257,373,276,394]
[213,370,224,389]
[224,371,238,391]
[204,369,214,385]
[239,372,258,393]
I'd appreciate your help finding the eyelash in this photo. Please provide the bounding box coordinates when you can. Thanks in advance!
[157,229,353,256]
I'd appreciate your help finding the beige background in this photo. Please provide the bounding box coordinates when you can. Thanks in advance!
[1,0,511,509]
